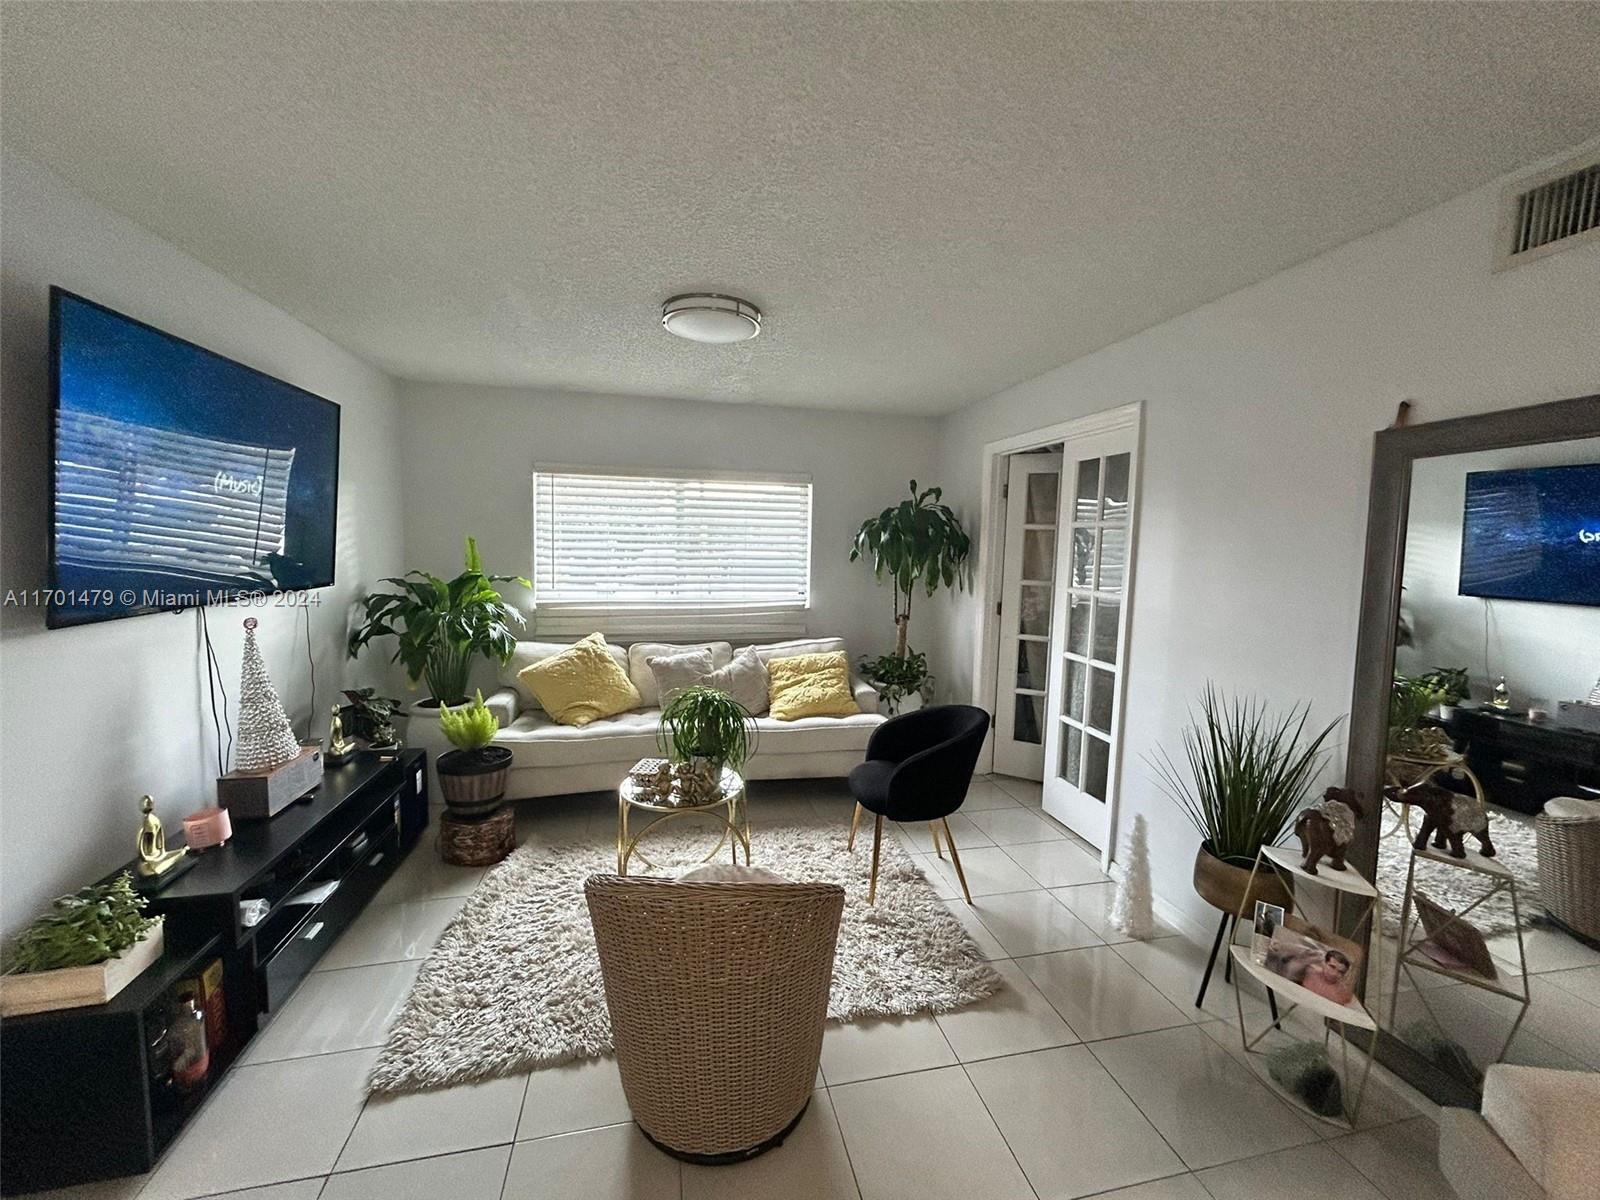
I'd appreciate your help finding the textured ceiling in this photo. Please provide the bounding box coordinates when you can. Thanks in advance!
[3,3,1598,415]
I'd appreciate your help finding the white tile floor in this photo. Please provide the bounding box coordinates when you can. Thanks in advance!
[48,775,1467,1200]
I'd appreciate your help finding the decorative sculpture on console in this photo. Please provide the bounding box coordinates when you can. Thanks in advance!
[1293,787,1364,876]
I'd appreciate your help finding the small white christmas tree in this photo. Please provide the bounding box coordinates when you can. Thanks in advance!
[233,618,302,773]
[1110,813,1156,940]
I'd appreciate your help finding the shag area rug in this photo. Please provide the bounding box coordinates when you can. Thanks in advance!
[369,816,1000,1093]
[1377,805,1542,937]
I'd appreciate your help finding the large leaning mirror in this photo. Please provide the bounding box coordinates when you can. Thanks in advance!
[1344,393,1600,1106]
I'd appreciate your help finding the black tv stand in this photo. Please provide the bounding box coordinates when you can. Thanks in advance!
[0,749,428,1195]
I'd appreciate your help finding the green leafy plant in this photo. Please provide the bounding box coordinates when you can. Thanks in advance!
[1151,685,1342,867]
[858,650,931,708]
[348,536,528,706]
[657,686,758,771]
[4,873,155,974]
[341,687,403,745]
[850,481,972,659]
[1416,667,1469,707]
[439,689,499,754]
[1389,673,1448,757]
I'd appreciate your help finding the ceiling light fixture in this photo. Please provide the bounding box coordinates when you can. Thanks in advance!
[661,293,761,344]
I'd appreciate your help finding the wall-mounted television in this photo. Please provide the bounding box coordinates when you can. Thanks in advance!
[1459,462,1600,606]
[48,288,341,628]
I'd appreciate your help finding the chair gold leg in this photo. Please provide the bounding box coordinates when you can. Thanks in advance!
[847,802,863,851]
[942,818,973,905]
[930,822,945,859]
[868,814,884,904]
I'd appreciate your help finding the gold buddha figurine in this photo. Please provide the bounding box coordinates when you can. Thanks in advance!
[135,795,188,877]
[326,703,357,764]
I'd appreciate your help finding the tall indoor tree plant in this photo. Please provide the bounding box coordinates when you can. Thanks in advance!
[347,536,528,707]
[849,481,971,707]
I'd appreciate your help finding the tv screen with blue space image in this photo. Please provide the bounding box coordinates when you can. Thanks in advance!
[49,288,340,627]
[1459,463,1600,606]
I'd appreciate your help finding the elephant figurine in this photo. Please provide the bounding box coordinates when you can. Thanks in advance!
[1294,787,1364,875]
[1410,780,1495,859]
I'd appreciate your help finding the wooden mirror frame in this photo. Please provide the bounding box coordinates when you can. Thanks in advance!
[1342,391,1600,1105]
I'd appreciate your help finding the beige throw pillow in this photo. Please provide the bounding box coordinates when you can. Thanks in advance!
[647,649,716,707]
[701,646,770,715]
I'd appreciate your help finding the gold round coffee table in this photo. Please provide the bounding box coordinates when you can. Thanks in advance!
[617,765,751,876]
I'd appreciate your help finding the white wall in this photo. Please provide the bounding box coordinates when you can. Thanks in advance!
[396,381,940,688]
[937,139,1600,935]
[0,152,407,935]
[1396,437,1600,710]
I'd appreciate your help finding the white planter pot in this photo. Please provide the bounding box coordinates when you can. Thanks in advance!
[877,690,925,718]
[398,702,451,807]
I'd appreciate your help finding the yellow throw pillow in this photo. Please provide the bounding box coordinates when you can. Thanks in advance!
[517,633,641,726]
[766,651,860,720]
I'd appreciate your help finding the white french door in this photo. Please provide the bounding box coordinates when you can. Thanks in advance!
[992,451,1063,779]
[1041,427,1138,851]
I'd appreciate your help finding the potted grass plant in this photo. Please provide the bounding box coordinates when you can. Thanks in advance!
[436,690,513,820]
[657,686,758,800]
[1151,686,1341,918]
[1,873,163,1016]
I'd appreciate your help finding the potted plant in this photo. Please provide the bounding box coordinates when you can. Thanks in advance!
[436,690,513,820]
[340,688,404,749]
[1389,673,1450,757]
[1151,686,1341,919]
[849,481,971,711]
[1416,667,1469,718]
[347,536,528,709]
[856,650,931,716]
[1,873,164,1016]
[657,686,758,799]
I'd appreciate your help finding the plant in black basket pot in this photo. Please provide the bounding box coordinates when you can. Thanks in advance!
[657,686,758,801]
[436,691,513,820]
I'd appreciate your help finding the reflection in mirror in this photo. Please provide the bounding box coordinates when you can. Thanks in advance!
[1374,435,1600,1092]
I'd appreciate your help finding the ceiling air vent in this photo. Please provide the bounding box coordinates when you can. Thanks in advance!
[1495,153,1600,271]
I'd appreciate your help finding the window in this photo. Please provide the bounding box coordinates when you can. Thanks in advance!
[532,466,812,637]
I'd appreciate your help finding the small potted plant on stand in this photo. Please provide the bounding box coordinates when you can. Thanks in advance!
[657,686,758,801]
[1,873,164,1016]
[1151,685,1341,1008]
[436,691,515,865]
[850,481,971,714]
[340,688,404,749]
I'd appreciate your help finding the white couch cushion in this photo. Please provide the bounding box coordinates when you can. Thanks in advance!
[741,637,847,666]
[702,646,770,715]
[752,711,884,755]
[1482,1064,1600,1200]
[497,707,664,769]
[500,639,627,711]
[627,641,733,707]
[647,649,716,706]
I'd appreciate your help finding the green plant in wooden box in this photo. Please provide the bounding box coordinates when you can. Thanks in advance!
[4,872,155,974]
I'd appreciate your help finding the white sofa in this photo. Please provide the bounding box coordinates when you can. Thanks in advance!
[412,636,886,801]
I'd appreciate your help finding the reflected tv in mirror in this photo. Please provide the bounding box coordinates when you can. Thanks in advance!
[1459,462,1600,606]
[48,288,340,627]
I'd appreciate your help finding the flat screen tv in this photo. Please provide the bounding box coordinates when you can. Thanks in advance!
[48,288,340,628]
[1459,462,1600,606]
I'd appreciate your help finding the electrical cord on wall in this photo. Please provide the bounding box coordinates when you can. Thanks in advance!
[199,606,233,775]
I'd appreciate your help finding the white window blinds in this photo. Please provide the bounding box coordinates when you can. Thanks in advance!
[532,467,811,637]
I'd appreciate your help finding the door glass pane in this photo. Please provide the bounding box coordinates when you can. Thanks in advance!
[1092,597,1120,664]
[1065,659,1086,721]
[1025,472,1059,524]
[1058,723,1082,785]
[1097,528,1126,592]
[1015,641,1049,691]
[1070,529,1097,587]
[1064,594,1089,657]
[1022,528,1057,581]
[1013,694,1044,744]
[1083,734,1110,801]
[1088,666,1115,733]
[1019,584,1051,636]
[1101,453,1130,524]
[1074,459,1100,522]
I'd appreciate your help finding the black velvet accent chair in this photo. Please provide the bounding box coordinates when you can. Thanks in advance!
[846,705,992,904]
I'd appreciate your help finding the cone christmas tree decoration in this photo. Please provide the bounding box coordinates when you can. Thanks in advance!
[1110,813,1156,940]
[233,618,302,773]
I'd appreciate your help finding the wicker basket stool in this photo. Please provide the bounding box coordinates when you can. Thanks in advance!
[584,874,844,1164]
[1536,797,1600,942]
